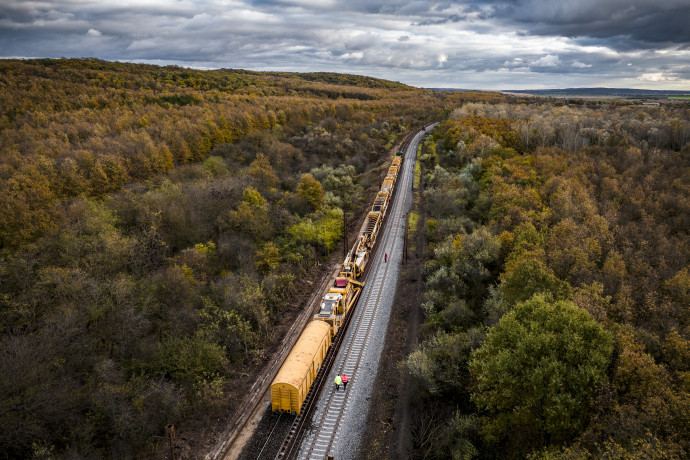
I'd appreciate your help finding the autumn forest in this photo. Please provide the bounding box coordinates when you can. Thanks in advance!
[1,59,689,459]
[404,101,689,458]
[0,58,454,458]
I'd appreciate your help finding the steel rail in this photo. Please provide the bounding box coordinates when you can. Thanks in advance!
[255,413,284,460]
[310,215,398,459]
[275,124,431,460]
[296,124,435,459]
[299,128,422,459]
[213,261,339,460]
[303,139,419,457]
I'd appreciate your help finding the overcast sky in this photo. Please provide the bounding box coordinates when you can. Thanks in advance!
[1,0,689,90]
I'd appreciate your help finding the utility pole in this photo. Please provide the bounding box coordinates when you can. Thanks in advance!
[403,212,408,264]
[343,212,348,259]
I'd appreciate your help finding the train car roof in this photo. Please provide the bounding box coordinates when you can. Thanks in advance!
[271,321,331,389]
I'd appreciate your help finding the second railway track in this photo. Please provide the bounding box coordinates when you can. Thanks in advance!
[291,126,433,460]
[234,124,434,460]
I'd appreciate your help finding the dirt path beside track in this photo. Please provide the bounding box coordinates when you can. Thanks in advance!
[358,175,426,459]
[199,157,399,460]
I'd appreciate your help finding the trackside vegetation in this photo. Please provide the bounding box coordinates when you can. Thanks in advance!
[404,102,690,459]
[0,58,506,458]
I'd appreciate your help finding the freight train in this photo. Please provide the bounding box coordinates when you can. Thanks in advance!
[270,152,404,415]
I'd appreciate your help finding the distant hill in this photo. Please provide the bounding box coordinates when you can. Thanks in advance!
[0,57,507,459]
[430,87,689,98]
[503,87,690,97]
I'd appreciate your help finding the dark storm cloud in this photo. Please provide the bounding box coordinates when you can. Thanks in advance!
[307,0,690,49]
[416,14,465,26]
[453,0,690,49]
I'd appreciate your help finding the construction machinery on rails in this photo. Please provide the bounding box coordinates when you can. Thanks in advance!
[270,152,404,415]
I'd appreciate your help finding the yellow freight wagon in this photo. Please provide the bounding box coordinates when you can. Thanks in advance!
[381,177,394,195]
[271,142,408,415]
[270,321,332,414]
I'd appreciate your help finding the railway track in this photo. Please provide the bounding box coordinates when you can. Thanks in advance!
[211,260,340,460]
[272,124,435,460]
[228,124,433,460]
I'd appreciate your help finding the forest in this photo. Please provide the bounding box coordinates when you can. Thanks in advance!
[404,101,690,458]
[0,58,502,458]
[3,58,688,459]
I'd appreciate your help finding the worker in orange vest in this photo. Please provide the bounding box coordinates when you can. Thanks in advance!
[341,373,349,390]
[384,253,388,263]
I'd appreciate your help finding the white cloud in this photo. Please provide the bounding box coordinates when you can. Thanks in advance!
[639,72,674,82]
[572,60,591,68]
[270,0,337,7]
[533,54,560,67]
[86,28,102,37]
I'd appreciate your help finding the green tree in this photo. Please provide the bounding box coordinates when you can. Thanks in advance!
[147,332,228,389]
[203,155,229,177]
[256,242,281,274]
[405,330,483,402]
[248,153,279,190]
[297,173,325,212]
[500,258,572,306]
[469,295,613,455]
[226,187,271,241]
[288,207,343,253]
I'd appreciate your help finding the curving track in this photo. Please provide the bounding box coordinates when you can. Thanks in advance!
[295,126,433,460]
[231,125,433,460]
[215,262,339,460]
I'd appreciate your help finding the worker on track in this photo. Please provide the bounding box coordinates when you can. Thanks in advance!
[384,253,388,263]
[334,373,342,391]
[342,373,349,390]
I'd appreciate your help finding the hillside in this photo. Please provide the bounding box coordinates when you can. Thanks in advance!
[0,58,506,458]
[387,102,690,459]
